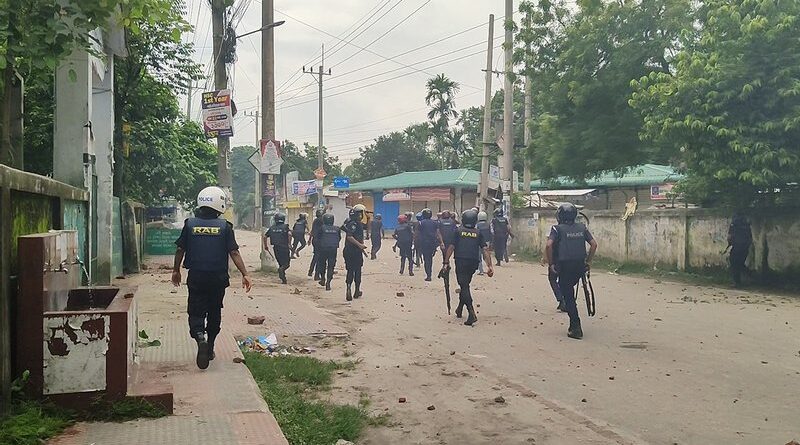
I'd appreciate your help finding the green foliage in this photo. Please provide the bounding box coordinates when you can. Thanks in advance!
[630,0,800,206]
[244,353,375,445]
[0,401,71,445]
[348,127,438,182]
[231,145,256,224]
[426,74,460,168]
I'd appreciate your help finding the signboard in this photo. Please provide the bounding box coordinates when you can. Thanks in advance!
[145,228,181,255]
[412,187,451,201]
[651,183,674,201]
[201,89,234,138]
[488,165,500,190]
[292,180,318,196]
[285,171,300,202]
[263,174,278,197]
[333,176,350,189]
[383,188,411,202]
[314,168,327,180]
[251,139,283,174]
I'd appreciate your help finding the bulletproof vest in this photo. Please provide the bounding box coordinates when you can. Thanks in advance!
[730,219,752,247]
[555,222,587,262]
[318,225,341,249]
[395,223,413,244]
[371,220,383,236]
[183,217,230,272]
[292,220,307,234]
[342,219,364,243]
[477,221,492,240]
[493,217,509,237]
[454,227,482,261]
[419,219,439,245]
[268,223,290,247]
[438,219,457,244]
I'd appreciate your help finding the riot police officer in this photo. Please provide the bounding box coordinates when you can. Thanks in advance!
[413,212,423,266]
[546,203,598,339]
[291,213,309,258]
[727,213,753,287]
[437,210,458,257]
[417,208,441,281]
[476,211,491,275]
[308,209,325,280]
[370,214,385,259]
[393,214,414,275]
[315,213,341,291]
[172,186,252,370]
[443,209,494,326]
[491,208,513,265]
[341,204,368,301]
[265,213,292,284]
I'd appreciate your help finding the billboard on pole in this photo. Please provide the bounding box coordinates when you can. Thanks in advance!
[201,89,234,138]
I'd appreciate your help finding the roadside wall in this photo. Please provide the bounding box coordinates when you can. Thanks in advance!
[511,207,800,274]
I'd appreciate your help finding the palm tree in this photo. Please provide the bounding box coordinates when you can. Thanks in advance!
[425,74,460,168]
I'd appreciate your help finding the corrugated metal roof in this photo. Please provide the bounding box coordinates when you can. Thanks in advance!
[342,169,480,191]
[530,164,683,189]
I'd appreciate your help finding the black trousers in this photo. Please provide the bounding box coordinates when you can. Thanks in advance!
[187,270,228,346]
[309,242,319,277]
[493,236,508,263]
[274,245,291,269]
[371,236,382,256]
[730,244,749,286]
[399,242,414,273]
[556,260,585,330]
[316,247,337,282]
[344,248,363,287]
[455,259,479,306]
[421,243,437,279]
[549,268,563,303]
[291,235,307,255]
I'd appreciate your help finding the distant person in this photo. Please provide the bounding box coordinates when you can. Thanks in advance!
[476,211,492,275]
[370,214,385,260]
[172,186,252,370]
[290,213,309,258]
[307,209,324,281]
[342,204,368,301]
[314,213,341,291]
[546,203,597,340]
[491,208,513,265]
[437,210,458,257]
[264,213,292,284]
[394,214,414,275]
[417,208,441,281]
[727,213,753,287]
[413,212,423,266]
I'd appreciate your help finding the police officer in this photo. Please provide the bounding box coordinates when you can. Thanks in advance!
[546,203,597,339]
[412,212,423,266]
[393,214,414,275]
[727,212,753,287]
[370,214,385,260]
[291,213,309,258]
[315,213,341,291]
[264,213,292,284]
[417,208,441,281]
[546,215,566,312]
[443,209,494,326]
[172,186,252,369]
[491,208,513,265]
[341,204,368,301]
[308,209,325,280]
[438,210,458,257]
[476,211,492,275]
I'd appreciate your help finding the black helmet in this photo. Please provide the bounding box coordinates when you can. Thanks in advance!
[322,213,334,225]
[461,209,478,228]
[299,213,307,220]
[375,213,382,220]
[315,209,324,218]
[493,208,503,217]
[441,210,452,219]
[422,208,432,219]
[556,203,578,224]
[274,213,286,224]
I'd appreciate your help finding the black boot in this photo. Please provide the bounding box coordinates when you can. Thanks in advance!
[568,325,583,339]
[455,302,464,319]
[354,286,362,299]
[194,332,210,369]
[346,285,353,301]
[279,268,288,284]
[325,279,332,291]
[464,306,477,326]
[318,278,326,287]
[307,265,314,277]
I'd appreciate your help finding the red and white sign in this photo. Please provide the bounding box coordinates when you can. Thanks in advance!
[383,188,411,202]
[650,183,675,200]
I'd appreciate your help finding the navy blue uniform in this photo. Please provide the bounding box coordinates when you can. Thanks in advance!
[452,226,488,307]
[370,219,384,259]
[492,216,510,264]
[418,218,440,280]
[549,223,593,331]
[393,222,414,275]
[315,225,341,286]
[176,216,238,345]
[728,216,752,287]
[308,216,323,278]
[341,218,365,296]
[291,219,308,256]
[438,218,458,251]
[266,222,291,283]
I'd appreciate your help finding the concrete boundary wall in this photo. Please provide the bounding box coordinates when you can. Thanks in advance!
[511,207,800,274]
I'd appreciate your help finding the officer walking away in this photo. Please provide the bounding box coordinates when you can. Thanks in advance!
[546,203,597,339]
[308,209,325,280]
[393,214,414,275]
[727,212,753,287]
[172,186,252,370]
[413,212,423,266]
[491,208,514,265]
[315,213,341,291]
[443,209,494,326]
[476,211,492,275]
[291,213,309,258]
[437,210,458,257]
[264,213,292,284]
[370,214,385,260]
[342,204,368,301]
[418,208,442,281]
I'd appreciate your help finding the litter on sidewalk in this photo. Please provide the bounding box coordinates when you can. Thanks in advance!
[237,333,317,357]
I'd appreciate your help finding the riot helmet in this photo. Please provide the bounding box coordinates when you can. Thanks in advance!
[556,203,578,224]
[422,208,433,219]
[274,213,286,224]
[461,209,479,228]
[196,186,227,215]
[415,212,423,221]
[441,210,451,219]
[397,214,407,223]
[322,213,335,226]
[375,213,382,220]
[299,213,308,220]
[315,209,324,218]
[477,211,488,222]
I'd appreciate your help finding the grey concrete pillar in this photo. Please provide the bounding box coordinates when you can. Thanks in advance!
[92,57,114,284]
[54,49,93,189]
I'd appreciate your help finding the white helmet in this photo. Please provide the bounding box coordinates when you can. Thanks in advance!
[478,211,488,222]
[197,186,227,214]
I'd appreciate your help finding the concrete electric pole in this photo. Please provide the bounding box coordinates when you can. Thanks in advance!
[303,46,331,180]
[502,0,514,218]
[244,97,260,229]
[523,12,532,195]
[479,14,495,211]
[261,0,277,269]
[211,0,233,217]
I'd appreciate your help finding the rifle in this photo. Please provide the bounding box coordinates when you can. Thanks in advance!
[437,264,452,314]
[580,269,596,317]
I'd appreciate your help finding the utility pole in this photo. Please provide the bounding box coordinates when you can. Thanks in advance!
[523,12,532,195]
[261,0,277,269]
[304,44,332,204]
[502,0,514,219]
[479,14,495,211]
[212,0,233,217]
[245,97,260,229]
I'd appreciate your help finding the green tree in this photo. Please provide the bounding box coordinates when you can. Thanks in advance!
[630,0,800,206]
[231,145,255,224]
[425,73,460,168]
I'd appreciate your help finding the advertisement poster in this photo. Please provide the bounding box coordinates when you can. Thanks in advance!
[263,174,277,197]
[292,180,318,196]
[201,89,234,138]
[383,188,411,201]
[650,183,675,200]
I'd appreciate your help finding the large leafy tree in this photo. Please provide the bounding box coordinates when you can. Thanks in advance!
[425,74,460,168]
[348,128,438,182]
[631,0,800,206]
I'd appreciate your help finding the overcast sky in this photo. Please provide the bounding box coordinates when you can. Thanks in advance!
[182,0,509,165]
